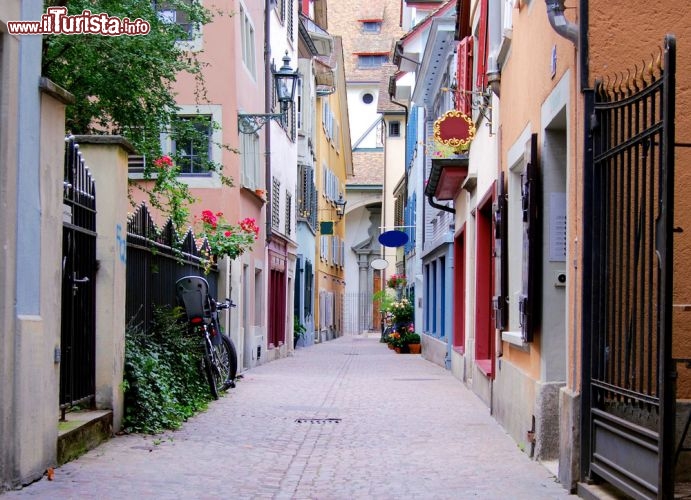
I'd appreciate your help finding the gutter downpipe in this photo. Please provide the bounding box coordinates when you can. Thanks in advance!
[390,97,409,270]
[265,0,273,242]
[545,0,578,45]
[427,193,455,214]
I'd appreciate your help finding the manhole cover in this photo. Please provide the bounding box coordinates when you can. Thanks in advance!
[295,418,342,424]
[393,378,441,381]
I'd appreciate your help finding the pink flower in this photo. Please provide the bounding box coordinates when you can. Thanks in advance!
[153,156,173,169]
[201,209,217,228]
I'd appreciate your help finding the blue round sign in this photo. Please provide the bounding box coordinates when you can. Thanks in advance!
[378,230,409,248]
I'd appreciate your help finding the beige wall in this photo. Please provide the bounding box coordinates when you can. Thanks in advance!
[77,138,134,432]
[497,0,579,384]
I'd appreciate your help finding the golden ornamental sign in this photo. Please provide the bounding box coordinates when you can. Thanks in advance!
[433,109,476,152]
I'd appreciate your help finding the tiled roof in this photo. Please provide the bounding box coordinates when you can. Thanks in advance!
[377,64,405,113]
[350,151,385,185]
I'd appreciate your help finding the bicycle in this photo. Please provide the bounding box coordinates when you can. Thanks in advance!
[175,276,238,400]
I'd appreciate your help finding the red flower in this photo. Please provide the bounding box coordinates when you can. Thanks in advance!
[224,230,231,237]
[153,155,173,169]
[201,209,217,228]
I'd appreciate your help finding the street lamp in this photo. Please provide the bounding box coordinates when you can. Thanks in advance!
[334,193,347,220]
[238,51,299,134]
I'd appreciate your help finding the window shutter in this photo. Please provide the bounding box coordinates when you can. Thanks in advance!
[304,259,313,317]
[492,172,508,330]
[457,36,474,115]
[475,0,488,91]
[294,258,302,317]
[519,134,539,342]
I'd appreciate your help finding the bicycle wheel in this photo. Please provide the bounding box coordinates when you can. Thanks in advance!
[202,345,219,400]
[211,334,235,391]
[221,334,238,389]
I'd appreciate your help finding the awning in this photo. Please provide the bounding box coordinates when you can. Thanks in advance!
[424,155,469,201]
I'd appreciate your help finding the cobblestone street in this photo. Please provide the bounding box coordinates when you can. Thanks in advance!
[3,335,573,499]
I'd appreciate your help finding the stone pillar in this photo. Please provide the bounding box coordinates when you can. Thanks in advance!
[75,135,135,433]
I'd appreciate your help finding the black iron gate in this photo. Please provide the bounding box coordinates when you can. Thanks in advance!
[60,137,97,417]
[581,36,676,498]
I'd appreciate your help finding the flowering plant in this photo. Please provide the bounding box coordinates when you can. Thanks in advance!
[390,298,413,325]
[402,325,420,345]
[196,210,260,261]
[385,331,403,348]
[387,273,407,289]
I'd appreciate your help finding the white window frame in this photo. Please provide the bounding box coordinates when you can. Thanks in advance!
[241,131,261,190]
[153,104,224,188]
[239,3,256,78]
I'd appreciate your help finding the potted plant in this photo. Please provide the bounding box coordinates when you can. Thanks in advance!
[403,328,421,354]
[386,273,407,289]
[390,298,413,327]
[293,316,306,349]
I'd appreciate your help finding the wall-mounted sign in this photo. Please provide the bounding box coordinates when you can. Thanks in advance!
[433,109,476,152]
[320,221,334,235]
[370,258,389,270]
[378,230,409,248]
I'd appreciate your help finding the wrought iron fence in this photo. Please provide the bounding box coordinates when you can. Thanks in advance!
[126,203,218,331]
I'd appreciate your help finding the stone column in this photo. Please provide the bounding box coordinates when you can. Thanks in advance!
[75,135,135,433]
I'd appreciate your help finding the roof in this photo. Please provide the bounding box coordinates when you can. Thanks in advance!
[350,151,385,185]
[377,64,406,113]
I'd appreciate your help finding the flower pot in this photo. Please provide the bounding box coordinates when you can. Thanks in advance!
[388,343,394,350]
[394,347,401,354]
[408,343,421,354]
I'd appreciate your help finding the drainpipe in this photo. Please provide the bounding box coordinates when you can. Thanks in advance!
[264,0,273,242]
[427,193,455,214]
[545,0,578,45]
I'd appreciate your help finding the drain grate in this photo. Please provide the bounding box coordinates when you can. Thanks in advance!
[295,418,342,424]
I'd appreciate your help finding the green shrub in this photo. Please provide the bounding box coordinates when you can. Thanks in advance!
[123,307,212,433]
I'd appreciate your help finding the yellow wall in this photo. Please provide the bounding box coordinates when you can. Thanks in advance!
[314,75,349,334]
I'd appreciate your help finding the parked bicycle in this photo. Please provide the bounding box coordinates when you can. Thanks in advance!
[175,276,238,399]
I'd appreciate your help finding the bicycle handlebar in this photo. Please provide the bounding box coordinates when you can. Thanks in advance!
[214,298,237,310]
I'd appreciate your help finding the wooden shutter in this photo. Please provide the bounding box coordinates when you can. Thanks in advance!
[492,172,508,330]
[457,36,474,116]
[475,0,488,91]
[518,134,539,342]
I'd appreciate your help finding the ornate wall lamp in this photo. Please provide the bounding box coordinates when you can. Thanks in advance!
[238,52,299,134]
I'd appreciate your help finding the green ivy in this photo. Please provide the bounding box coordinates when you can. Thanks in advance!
[123,307,212,434]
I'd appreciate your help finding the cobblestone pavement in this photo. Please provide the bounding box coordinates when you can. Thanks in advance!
[3,334,574,499]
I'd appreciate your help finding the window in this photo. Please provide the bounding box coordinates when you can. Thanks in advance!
[296,78,303,130]
[389,121,401,137]
[285,190,292,236]
[271,177,281,231]
[241,132,260,189]
[171,115,212,174]
[362,92,374,104]
[357,54,388,69]
[287,0,294,42]
[240,4,256,76]
[362,21,381,33]
[155,0,196,41]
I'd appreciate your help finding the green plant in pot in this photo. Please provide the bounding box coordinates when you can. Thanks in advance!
[294,316,306,348]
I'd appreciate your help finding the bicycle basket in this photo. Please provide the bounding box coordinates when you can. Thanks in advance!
[175,276,212,324]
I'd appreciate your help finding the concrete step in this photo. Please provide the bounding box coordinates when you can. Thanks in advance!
[57,410,112,466]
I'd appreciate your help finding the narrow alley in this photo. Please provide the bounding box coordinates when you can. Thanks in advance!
[3,335,572,499]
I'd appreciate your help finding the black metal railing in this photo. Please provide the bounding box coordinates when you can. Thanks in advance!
[582,36,676,498]
[60,136,98,415]
[126,204,218,332]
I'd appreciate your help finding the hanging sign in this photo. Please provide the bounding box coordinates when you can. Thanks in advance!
[378,230,409,248]
[371,258,389,270]
[433,109,476,152]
